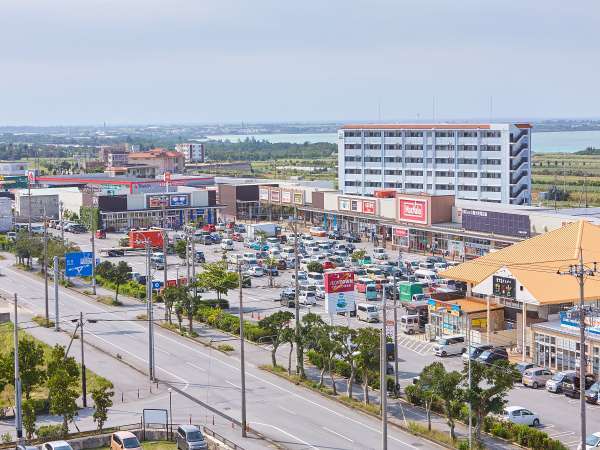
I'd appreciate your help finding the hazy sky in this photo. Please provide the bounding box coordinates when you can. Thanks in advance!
[1,0,598,125]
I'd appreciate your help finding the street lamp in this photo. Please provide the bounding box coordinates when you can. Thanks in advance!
[168,388,173,439]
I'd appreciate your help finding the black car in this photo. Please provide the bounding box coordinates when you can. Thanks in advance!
[464,344,493,361]
[194,251,206,263]
[477,347,509,364]
[241,275,252,288]
[564,373,596,398]
[107,249,125,257]
[328,230,343,240]
[276,259,287,270]
[344,233,361,243]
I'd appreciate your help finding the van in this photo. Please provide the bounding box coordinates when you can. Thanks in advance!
[414,269,441,286]
[365,283,378,300]
[357,303,379,323]
[221,238,234,251]
[434,335,466,357]
[307,272,324,286]
[176,425,207,450]
[400,315,422,334]
[355,277,374,293]
[418,261,435,270]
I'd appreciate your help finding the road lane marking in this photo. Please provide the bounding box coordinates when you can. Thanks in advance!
[226,380,241,389]
[277,405,297,415]
[186,362,206,372]
[322,426,353,442]
[252,422,320,450]
[549,431,574,438]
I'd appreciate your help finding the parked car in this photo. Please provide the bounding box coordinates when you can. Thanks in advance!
[477,347,509,365]
[564,373,596,399]
[194,250,206,263]
[110,432,142,450]
[357,303,379,323]
[344,233,361,243]
[309,226,327,237]
[515,362,536,380]
[501,406,540,427]
[546,370,576,393]
[199,235,213,245]
[265,266,279,277]
[42,442,74,450]
[221,238,234,251]
[522,367,553,389]
[322,261,335,270]
[280,287,296,301]
[328,230,343,240]
[434,335,466,357]
[581,432,600,449]
[298,291,317,305]
[246,265,264,277]
[107,249,125,257]
[176,425,207,450]
[232,232,244,242]
[462,344,493,362]
[276,259,287,270]
[95,229,107,239]
[315,285,326,299]
[373,247,388,260]
[585,382,600,404]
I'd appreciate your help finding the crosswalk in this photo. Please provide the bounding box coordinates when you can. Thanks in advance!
[396,334,436,355]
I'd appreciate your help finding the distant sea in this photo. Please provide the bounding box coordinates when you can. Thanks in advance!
[207,130,600,154]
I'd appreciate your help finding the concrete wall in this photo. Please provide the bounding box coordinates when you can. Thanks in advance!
[15,194,59,220]
[379,197,396,219]
[429,195,454,224]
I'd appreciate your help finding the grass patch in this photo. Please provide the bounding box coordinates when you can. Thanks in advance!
[32,315,55,328]
[217,343,234,352]
[136,314,148,320]
[97,295,122,306]
[0,322,112,409]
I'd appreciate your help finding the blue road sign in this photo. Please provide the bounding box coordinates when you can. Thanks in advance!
[65,252,94,277]
[151,280,163,290]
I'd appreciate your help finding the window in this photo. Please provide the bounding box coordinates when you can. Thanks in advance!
[458,131,478,137]
[405,170,423,176]
[366,144,381,150]
[385,169,402,175]
[384,182,402,188]
[407,131,423,137]
[436,184,455,190]
[435,145,455,151]
[484,131,501,138]
[458,171,478,178]
[435,171,454,177]
[482,159,501,165]
[344,131,361,137]
[365,181,381,187]
[366,131,382,137]
[405,183,423,189]
[364,156,382,163]
[385,156,402,163]
[482,186,501,192]
[344,143,361,149]
[384,131,403,137]
[345,168,361,174]
[405,144,423,151]
[364,169,381,175]
[459,185,478,191]
[457,145,477,151]
[481,145,501,152]
[344,156,361,162]
[458,158,478,164]
[435,158,455,164]
[481,172,501,179]
[384,144,402,150]
[345,181,362,187]
[435,131,455,137]
[405,157,423,164]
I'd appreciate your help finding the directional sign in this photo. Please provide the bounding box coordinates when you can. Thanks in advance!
[151,280,163,290]
[65,252,94,277]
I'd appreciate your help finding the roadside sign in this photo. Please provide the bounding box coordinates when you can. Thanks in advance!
[65,252,94,277]
[151,280,162,290]
[385,320,395,338]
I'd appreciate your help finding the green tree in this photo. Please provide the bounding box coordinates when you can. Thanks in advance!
[162,286,185,324]
[178,290,202,333]
[91,385,114,431]
[259,310,294,367]
[297,312,323,379]
[107,261,131,303]
[14,233,42,267]
[22,400,37,439]
[196,261,238,300]
[306,261,324,273]
[355,327,380,404]
[95,261,114,279]
[174,301,184,333]
[46,344,79,380]
[175,239,187,260]
[435,367,463,440]
[351,249,366,262]
[312,322,342,394]
[263,256,278,288]
[13,337,46,399]
[48,367,79,435]
[282,327,295,375]
[464,360,517,440]
[335,327,359,399]
[255,230,267,243]
[416,363,442,431]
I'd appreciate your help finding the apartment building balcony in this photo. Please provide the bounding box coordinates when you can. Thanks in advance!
[510,129,529,144]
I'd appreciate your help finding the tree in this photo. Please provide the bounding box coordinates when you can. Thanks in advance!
[175,239,187,260]
[91,385,114,431]
[255,230,267,243]
[463,360,517,440]
[306,261,323,273]
[178,289,202,333]
[312,322,342,394]
[48,367,79,435]
[174,301,184,333]
[263,256,278,288]
[259,311,294,367]
[297,312,323,379]
[46,344,79,380]
[435,368,463,440]
[162,286,185,324]
[107,261,131,303]
[416,363,442,431]
[95,261,114,279]
[351,249,366,262]
[22,400,36,439]
[195,261,238,300]
[335,327,358,399]
[15,337,46,399]
[354,327,380,404]
[282,327,295,375]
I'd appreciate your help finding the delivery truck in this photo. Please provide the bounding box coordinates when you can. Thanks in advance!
[399,282,424,302]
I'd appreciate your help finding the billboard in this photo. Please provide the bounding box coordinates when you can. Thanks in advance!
[259,187,270,201]
[147,194,168,208]
[324,271,356,314]
[493,275,516,299]
[338,197,350,211]
[169,194,189,207]
[270,189,281,203]
[65,252,94,277]
[281,190,292,203]
[363,200,376,215]
[398,197,428,224]
[293,192,304,205]
[462,209,530,238]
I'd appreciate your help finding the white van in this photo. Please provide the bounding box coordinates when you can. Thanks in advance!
[434,335,466,357]
[221,239,234,251]
[414,269,441,286]
[400,315,422,334]
[307,272,324,286]
[357,303,379,323]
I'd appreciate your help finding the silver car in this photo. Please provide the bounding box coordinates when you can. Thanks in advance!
[176,425,207,450]
[522,367,553,389]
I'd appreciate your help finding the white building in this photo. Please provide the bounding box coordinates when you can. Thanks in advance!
[0,161,29,176]
[176,143,205,163]
[338,123,531,205]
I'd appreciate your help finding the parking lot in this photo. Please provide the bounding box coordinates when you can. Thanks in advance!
[50,224,600,448]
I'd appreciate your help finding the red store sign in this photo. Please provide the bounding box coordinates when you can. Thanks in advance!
[324,271,355,294]
[362,200,376,215]
[398,197,428,224]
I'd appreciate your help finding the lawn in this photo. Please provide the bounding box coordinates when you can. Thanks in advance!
[91,441,176,450]
[0,322,112,409]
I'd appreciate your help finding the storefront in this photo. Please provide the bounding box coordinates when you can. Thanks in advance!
[427,297,505,339]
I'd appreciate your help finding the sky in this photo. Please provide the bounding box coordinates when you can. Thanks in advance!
[1,0,599,126]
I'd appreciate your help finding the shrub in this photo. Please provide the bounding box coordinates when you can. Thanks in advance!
[36,424,64,441]
[403,384,422,406]
[200,298,230,309]
[217,344,234,352]
[484,417,567,450]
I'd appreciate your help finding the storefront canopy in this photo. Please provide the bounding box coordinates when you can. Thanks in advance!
[440,220,600,305]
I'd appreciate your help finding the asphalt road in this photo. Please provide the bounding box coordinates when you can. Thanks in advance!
[0,253,439,450]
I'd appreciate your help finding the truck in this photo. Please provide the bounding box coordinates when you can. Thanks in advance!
[246,223,281,240]
[100,229,165,256]
[399,281,424,302]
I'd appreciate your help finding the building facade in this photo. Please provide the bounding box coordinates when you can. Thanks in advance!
[338,123,531,205]
[176,143,205,163]
[0,161,29,176]
[128,149,186,174]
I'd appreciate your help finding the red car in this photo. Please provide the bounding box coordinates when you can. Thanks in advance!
[95,229,107,239]
[322,261,335,270]
[202,224,216,232]
[232,232,244,242]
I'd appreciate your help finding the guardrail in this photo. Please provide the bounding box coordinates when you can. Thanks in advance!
[202,426,245,450]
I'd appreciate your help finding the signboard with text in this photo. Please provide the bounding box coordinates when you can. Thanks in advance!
[338,197,350,211]
[293,192,304,205]
[324,271,356,314]
[281,190,292,203]
[462,209,530,238]
[363,200,376,215]
[169,194,189,207]
[398,197,428,224]
[65,252,94,277]
[270,189,281,203]
[493,275,516,299]
[259,187,270,201]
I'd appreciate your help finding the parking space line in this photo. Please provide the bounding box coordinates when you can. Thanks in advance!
[548,431,574,438]
[322,426,353,443]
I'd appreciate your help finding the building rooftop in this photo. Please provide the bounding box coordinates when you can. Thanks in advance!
[129,148,183,159]
[440,220,600,305]
[341,123,532,130]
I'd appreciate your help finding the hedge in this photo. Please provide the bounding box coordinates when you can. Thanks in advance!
[195,306,271,342]
[483,417,567,450]
[95,275,146,300]
[199,298,230,309]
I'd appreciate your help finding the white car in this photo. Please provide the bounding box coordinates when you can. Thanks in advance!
[221,239,234,251]
[42,441,74,450]
[581,432,600,449]
[373,247,388,260]
[298,291,317,305]
[315,285,326,299]
[246,266,264,277]
[502,406,540,427]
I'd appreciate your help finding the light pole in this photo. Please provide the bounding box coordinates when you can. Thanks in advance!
[43,212,49,325]
[91,216,97,295]
[289,208,303,378]
[237,258,248,437]
[59,201,64,244]
[392,273,399,396]
[53,256,59,332]
[13,293,23,441]
[380,288,388,450]
[168,388,173,439]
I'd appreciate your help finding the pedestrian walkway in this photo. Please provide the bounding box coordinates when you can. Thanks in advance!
[396,333,436,356]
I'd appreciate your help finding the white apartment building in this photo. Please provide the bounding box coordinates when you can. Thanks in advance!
[338,123,531,205]
[176,143,205,163]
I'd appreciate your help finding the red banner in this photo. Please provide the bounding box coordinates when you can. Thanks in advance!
[398,197,428,224]
[363,200,376,215]
[324,271,355,294]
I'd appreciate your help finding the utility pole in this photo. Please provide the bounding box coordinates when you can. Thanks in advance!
[466,313,472,449]
[43,212,49,325]
[59,201,65,244]
[13,294,23,441]
[191,233,197,297]
[380,289,388,450]
[392,273,399,395]
[558,249,597,450]
[80,312,87,407]
[291,208,302,377]
[27,177,32,238]
[185,229,190,288]
[146,242,155,381]
[237,259,247,437]
[53,256,59,331]
[91,212,97,295]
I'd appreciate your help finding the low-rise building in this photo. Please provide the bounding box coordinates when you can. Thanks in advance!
[0,161,29,176]
[176,143,205,163]
[128,148,185,174]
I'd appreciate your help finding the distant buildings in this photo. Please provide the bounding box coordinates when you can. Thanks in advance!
[176,143,205,163]
[0,161,29,176]
[128,148,185,175]
[338,123,531,205]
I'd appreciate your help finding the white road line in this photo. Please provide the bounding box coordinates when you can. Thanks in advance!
[252,422,320,450]
[186,362,206,372]
[322,426,353,443]
[549,431,575,438]
[277,405,297,416]
[226,380,241,389]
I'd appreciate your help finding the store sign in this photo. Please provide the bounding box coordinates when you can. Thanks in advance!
[338,198,350,211]
[398,197,428,224]
[324,271,355,314]
[363,200,376,215]
[462,209,530,238]
[148,195,169,208]
[293,192,304,205]
[394,228,408,237]
[493,275,516,299]
[450,304,461,317]
[270,189,281,203]
[169,194,189,207]
[385,320,395,338]
[259,187,270,201]
[281,190,292,203]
